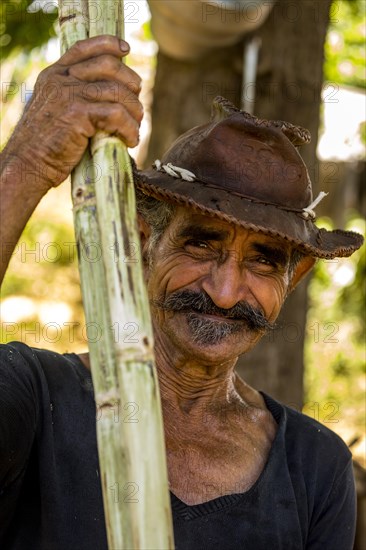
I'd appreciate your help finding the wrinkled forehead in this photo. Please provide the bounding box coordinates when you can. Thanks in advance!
[169,206,293,250]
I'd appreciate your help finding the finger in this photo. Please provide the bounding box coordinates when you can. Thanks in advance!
[67,55,142,93]
[58,35,130,67]
[77,81,144,122]
[87,103,140,148]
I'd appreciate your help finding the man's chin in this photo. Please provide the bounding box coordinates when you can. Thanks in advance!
[153,311,264,363]
[186,313,261,348]
[174,320,262,362]
[179,336,259,366]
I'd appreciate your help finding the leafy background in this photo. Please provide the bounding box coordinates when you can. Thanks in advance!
[1,0,365,463]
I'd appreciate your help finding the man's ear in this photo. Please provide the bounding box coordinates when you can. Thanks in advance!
[288,255,316,293]
[137,214,151,263]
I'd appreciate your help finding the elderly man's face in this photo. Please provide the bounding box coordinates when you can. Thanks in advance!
[145,207,293,364]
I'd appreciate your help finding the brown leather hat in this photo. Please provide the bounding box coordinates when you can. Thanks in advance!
[135,97,363,258]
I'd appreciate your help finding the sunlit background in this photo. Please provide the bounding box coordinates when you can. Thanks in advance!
[0,0,365,467]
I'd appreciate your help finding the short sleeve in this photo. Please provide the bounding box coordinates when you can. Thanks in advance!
[306,457,356,550]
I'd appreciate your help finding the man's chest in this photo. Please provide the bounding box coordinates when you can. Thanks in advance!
[166,416,276,505]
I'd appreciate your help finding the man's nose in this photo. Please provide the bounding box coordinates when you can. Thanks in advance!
[201,254,250,310]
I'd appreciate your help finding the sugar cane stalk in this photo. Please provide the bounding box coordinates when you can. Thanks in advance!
[59,1,174,548]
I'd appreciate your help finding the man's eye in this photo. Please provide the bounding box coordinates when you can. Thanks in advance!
[257,257,271,265]
[254,256,276,268]
[185,240,209,249]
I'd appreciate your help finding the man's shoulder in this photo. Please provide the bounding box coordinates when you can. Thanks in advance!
[285,401,350,454]
[281,400,352,490]
[264,392,352,474]
[0,341,92,394]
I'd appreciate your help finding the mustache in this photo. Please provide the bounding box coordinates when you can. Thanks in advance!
[152,290,275,333]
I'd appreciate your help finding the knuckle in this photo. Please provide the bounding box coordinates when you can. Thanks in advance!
[136,102,144,122]
[99,34,117,46]
[72,39,85,53]
[37,66,52,84]
[133,75,142,92]
[104,55,119,72]
[126,81,141,98]
[94,54,120,76]
[96,118,107,131]
[67,101,84,117]
[96,34,119,52]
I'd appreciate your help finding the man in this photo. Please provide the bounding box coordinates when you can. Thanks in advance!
[0,36,363,549]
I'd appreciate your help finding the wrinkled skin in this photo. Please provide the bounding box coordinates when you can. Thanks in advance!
[136,208,314,504]
[0,36,315,505]
[146,209,292,364]
[3,36,142,189]
[0,36,142,284]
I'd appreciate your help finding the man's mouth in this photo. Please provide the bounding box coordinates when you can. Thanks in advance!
[152,290,275,345]
[185,312,253,345]
[189,311,238,323]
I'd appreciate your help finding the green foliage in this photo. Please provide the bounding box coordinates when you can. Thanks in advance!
[338,225,366,339]
[0,0,57,60]
[324,0,366,89]
[1,211,86,352]
[141,20,153,42]
[305,216,365,439]
[3,0,364,91]
[1,217,81,300]
[359,121,366,147]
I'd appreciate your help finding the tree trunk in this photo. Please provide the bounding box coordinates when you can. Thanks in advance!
[238,0,332,407]
[146,0,332,407]
[146,42,244,166]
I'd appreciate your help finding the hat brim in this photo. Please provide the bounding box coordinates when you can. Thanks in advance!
[134,168,364,259]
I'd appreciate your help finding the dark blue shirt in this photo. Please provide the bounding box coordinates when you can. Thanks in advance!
[0,342,356,549]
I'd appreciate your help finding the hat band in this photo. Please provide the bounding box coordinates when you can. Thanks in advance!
[153,160,328,220]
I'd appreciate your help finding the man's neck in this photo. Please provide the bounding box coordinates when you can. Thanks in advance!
[77,335,267,420]
[154,330,240,415]
[152,330,269,438]
[77,337,276,506]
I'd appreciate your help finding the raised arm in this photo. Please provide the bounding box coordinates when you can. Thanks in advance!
[0,35,143,285]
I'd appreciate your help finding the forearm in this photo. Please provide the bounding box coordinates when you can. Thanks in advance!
[1,35,141,287]
[0,150,47,286]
